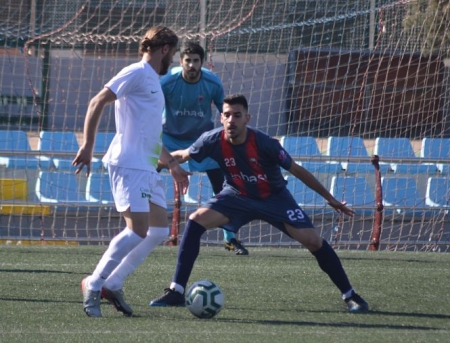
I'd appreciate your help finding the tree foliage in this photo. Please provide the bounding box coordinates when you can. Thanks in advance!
[403,0,450,56]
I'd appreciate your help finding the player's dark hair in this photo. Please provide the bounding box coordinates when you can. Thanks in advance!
[180,42,205,63]
[140,26,178,54]
[224,94,248,111]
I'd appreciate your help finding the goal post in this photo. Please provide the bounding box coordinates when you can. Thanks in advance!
[1,0,450,251]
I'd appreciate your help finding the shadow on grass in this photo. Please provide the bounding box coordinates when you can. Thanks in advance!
[366,309,450,320]
[338,255,439,264]
[0,296,82,304]
[226,305,450,321]
[132,309,446,331]
[0,268,83,274]
[217,317,442,331]
[305,308,450,320]
[210,251,442,265]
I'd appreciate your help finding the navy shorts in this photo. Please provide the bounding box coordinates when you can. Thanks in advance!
[203,187,315,236]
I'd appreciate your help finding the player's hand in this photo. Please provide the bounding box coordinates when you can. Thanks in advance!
[169,164,192,194]
[327,199,355,217]
[72,146,93,176]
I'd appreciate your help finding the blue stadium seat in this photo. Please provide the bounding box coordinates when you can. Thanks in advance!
[330,175,375,215]
[0,130,52,170]
[297,160,342,173]
[93,132,115,170]
[285,175,327,208]
[381,177,428,215]
[35,171,87,203]
[326,136,388,174]
[425,177,450,208]
[374,137,436,174]
[38,131,103,171]
[280,136,321,156]
[280,135,341,173]
[86,173,114,204]
[421,137,450,174]
[38,131,78,171]
[93,132,115,153]
[184,173,214,205]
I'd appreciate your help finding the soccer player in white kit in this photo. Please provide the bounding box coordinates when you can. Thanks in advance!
[73,26,190,318]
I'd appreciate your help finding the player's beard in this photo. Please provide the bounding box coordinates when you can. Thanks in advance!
[184,68,201,82]
[160,54,172,75]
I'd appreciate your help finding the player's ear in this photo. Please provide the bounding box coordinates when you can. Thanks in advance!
[161,44,171,55]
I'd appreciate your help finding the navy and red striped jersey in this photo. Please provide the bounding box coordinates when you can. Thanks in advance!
[189,127,292,199]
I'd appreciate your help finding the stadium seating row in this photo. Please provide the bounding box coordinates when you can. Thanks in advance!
[1,131,449,174]
[280,136,450,174]
[1,131,449,216]
[286,174,449,216]
[164,173,450,214]
[0,130,114,171]
[1,171,448,217]
[10,171,211,209]
[1,131,449,175]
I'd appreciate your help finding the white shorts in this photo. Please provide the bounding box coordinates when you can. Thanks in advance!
[107,165,167,212]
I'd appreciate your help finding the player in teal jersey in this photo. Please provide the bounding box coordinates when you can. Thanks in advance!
[160,42,249,255]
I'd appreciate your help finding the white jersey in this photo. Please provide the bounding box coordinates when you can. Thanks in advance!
[102,60,164,171]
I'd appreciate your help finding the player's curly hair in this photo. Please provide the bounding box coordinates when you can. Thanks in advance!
[139,26,178,54]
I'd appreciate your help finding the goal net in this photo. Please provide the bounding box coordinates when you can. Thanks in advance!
[1,0,449,251]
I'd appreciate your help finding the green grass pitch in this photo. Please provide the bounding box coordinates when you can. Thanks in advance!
[0,245,449,343]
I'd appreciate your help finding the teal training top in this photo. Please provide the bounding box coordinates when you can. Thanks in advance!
[161,66,225,141]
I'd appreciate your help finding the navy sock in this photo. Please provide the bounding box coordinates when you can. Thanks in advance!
[173,220,206,290]
[311,239,352,294]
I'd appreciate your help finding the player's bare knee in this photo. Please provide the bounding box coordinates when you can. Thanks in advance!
[188,211,213,230]
[288,227,322,251]
[188,209,204,222]
[188,208,228,230]
[302,236,323,252]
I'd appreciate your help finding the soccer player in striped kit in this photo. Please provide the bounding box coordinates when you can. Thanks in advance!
[149,94,369,313]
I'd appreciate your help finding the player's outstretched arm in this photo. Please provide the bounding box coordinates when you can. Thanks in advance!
[170,148,191,164]
[288,162,355,217]
[73,88,116,176]
[158,147,191,194]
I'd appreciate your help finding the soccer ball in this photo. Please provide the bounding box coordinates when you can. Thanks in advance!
[186,280,224,319]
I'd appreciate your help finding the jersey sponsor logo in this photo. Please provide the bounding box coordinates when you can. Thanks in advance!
[140,187,152,199]
[151,90,159,94]
[175,109,204,118]
[230,171,268,183]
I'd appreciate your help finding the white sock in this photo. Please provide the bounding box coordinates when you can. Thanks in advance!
[88,227,143,291]
[104,227,169,290]
[170,282,185,294]
[342,289,354,300]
